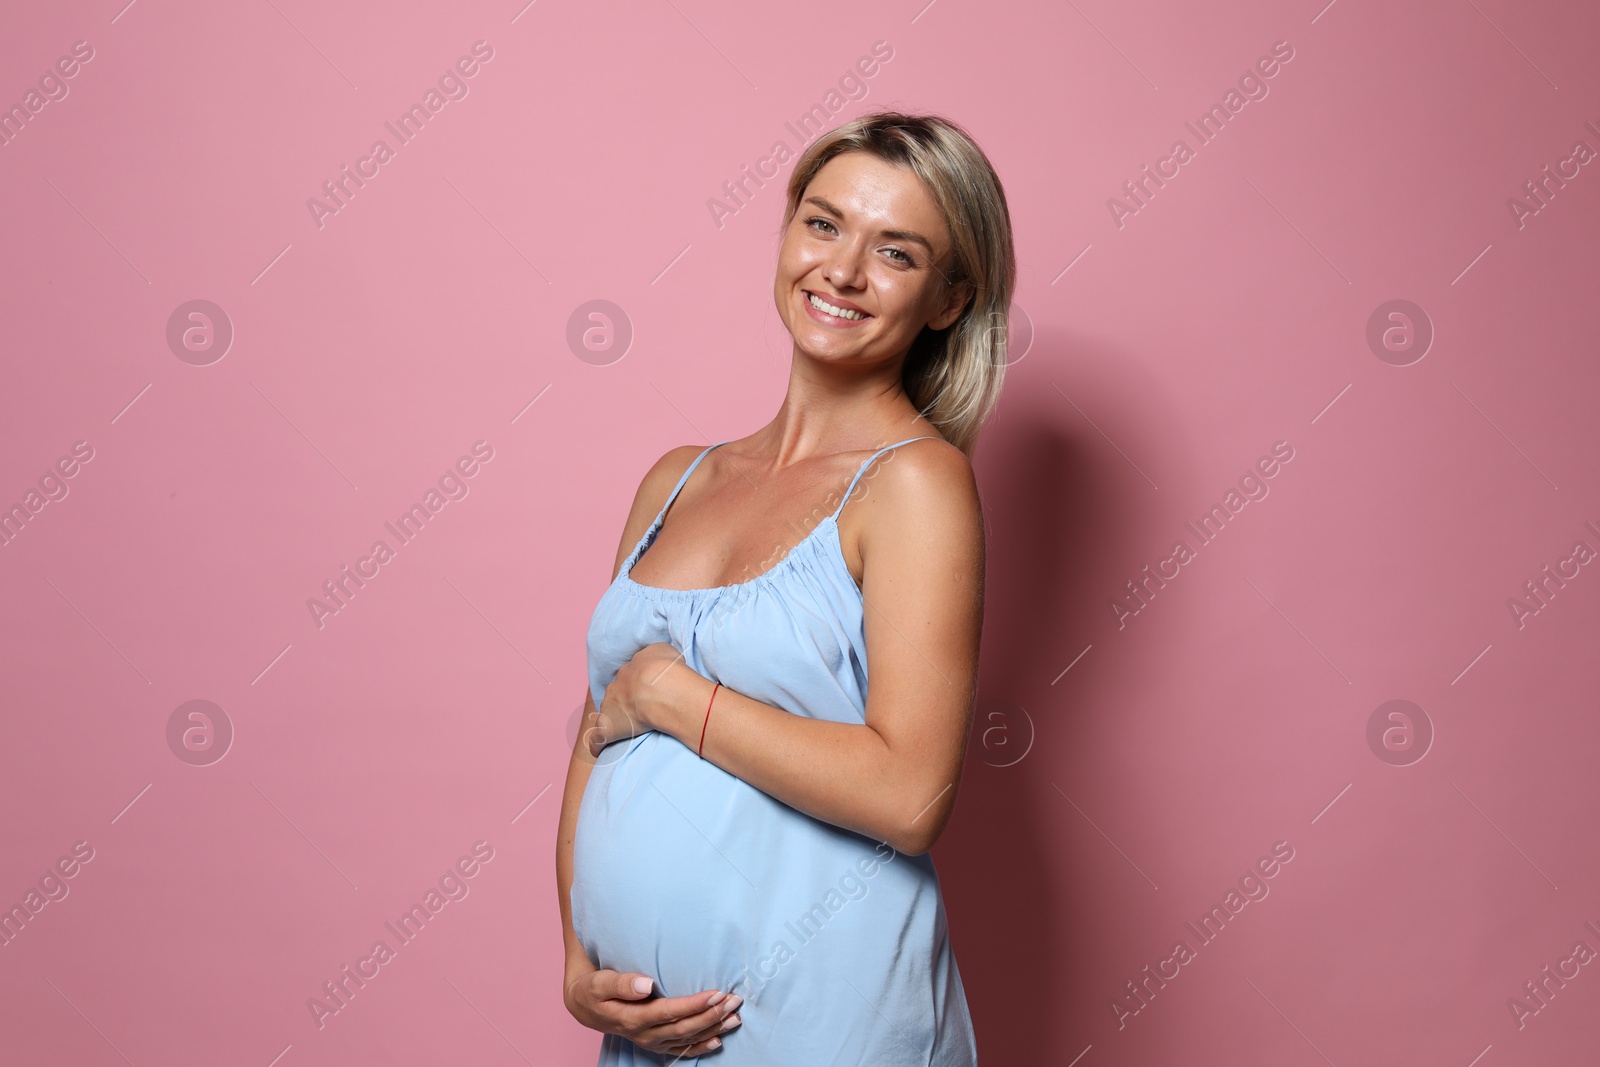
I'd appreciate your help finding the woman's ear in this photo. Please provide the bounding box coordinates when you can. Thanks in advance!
[928,279,974,331]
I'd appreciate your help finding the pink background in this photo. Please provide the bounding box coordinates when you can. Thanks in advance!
[3,0,1598,1063]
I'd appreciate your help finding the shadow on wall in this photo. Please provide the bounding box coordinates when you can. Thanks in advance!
[934,327,1201,1064]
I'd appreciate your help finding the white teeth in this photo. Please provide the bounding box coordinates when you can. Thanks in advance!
[808,292,865,320]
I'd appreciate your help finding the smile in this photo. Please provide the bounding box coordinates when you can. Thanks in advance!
[804,291,870,324]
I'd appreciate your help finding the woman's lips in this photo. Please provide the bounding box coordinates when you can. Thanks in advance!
[802,291,871,328]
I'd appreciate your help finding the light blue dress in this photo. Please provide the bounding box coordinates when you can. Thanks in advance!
[573,437,978,1066]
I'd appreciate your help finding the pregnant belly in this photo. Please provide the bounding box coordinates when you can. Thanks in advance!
[571,730,885,999]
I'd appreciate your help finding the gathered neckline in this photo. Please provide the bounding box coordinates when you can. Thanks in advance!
[612,433,941,603]
[618,511,857,601]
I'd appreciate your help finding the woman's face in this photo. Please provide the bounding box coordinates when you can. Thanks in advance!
[773,150,971,372]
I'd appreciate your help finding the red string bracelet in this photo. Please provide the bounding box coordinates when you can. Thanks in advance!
[698,682,720,758]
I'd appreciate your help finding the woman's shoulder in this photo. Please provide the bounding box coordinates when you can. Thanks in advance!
[842,434,982,575]
[604,442,720,579]
[640,442,721,493]
[862,434,974,505]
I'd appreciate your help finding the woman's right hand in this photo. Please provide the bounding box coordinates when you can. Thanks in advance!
[565,965,744,1058]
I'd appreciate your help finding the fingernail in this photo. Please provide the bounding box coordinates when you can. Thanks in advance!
[632,976,653,995]
[707,1037,722,1050]
[706,990,728,1006]
[724,994,744,1012]
[720,1014,742,1032]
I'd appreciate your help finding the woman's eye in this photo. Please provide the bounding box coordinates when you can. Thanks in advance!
[804,218,914,267]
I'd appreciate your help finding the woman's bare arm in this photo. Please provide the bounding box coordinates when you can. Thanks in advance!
[556,687,599,993]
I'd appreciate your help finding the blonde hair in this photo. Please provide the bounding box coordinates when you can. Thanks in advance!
[777,111,1016,458]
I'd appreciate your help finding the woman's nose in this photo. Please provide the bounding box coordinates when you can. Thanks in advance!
[826,244,866,288]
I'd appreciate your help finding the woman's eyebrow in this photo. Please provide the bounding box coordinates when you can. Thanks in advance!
[803,195,935,254]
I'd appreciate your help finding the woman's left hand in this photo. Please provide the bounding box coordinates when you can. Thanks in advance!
[591,643,701,756]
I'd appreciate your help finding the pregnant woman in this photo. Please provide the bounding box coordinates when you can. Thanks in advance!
[556,111,1015,1064]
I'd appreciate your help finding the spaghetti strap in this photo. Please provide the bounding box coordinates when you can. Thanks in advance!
[654,440,732,525]
[830,436,942,520]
